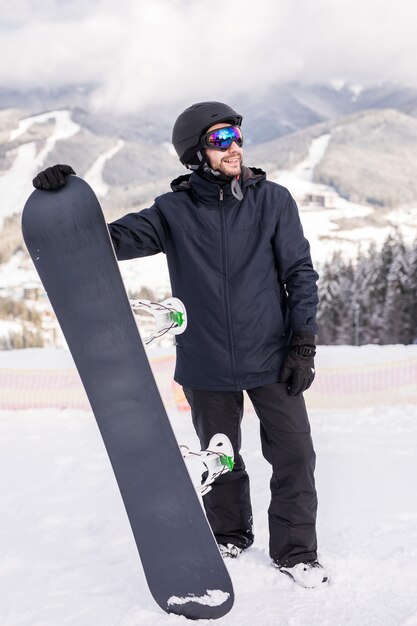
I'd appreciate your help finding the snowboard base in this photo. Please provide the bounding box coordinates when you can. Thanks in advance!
[22,176,234,620]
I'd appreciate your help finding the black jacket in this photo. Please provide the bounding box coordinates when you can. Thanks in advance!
[109,166,319,391]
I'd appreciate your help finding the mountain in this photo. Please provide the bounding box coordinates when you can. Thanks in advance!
[2,79,417,144]
[314,108,417,208]
[1,80,417,268]
[2,82,417,350]
[245,108,417,209]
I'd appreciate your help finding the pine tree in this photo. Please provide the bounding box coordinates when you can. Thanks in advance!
[372,232,396,342]
[382,236,409,344]
[351,242,380,345]
[404,238,417,344]
[317,231,417,346]
[317,260,338,344]
[317,252,355,344]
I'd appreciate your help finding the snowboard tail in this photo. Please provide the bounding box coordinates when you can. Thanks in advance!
[22,176,234,620]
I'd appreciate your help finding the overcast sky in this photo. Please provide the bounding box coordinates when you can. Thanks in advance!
[1,0,417,112]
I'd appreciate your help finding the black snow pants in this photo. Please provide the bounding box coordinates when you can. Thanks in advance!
[183,382,318,567]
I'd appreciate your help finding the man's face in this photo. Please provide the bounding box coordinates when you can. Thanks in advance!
[204,123,243,177]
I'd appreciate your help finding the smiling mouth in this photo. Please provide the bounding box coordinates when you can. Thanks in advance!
[223,157,240,164]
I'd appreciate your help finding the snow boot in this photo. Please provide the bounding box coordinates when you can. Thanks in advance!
[278,560,328,588]
[218,543,243,559]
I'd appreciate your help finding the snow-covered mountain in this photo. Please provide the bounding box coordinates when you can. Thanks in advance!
[1,80,417,343]
[245,110,417,263]
[2,80,417,141]
[2,81,417,221]
[246,108,417,208]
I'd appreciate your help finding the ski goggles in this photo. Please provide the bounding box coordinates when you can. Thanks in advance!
[201,125,243,151]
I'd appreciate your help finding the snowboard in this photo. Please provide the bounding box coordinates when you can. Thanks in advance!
[22,176,234,620]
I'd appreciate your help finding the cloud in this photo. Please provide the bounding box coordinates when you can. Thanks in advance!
[2,0,417,112]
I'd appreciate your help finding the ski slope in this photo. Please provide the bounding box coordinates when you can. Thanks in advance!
[84,139,125,197]
[0,110,80,227]
[273,132,417,262]
[0,346,416,625]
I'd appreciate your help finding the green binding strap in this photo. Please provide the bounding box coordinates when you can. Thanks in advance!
[170,311,184,327]
[220,455,234,472]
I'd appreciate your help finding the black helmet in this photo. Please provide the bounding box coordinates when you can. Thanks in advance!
[172,101,243,167]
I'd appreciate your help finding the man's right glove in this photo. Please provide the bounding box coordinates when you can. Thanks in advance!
[280,331,316,396]
[32,164,76,191]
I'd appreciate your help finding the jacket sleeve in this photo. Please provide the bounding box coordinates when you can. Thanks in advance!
[108,204,167,261]
[273,191,319,335]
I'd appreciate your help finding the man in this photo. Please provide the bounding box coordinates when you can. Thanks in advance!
[33,101,327,588]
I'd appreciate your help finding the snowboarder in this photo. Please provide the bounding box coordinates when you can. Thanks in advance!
[33,101,327,588]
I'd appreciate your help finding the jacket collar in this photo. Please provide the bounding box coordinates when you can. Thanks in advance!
[170,166,266,202]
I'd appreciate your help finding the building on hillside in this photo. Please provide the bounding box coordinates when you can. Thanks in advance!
[295,188,336,210]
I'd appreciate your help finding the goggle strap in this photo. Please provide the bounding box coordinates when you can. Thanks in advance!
[202,162,221,177]
[186,150,204,171]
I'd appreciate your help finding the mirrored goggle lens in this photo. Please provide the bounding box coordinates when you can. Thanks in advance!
[204,126,243,150]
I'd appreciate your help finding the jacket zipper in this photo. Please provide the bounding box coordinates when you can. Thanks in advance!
[219,187,240,390]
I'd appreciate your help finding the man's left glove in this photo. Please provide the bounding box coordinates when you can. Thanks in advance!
[280,331,316,396]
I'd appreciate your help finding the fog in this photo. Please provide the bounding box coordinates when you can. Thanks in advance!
[1,0,417,111]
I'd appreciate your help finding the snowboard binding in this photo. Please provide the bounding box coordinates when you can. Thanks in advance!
[180,434,235,496]
[130,297,187,345]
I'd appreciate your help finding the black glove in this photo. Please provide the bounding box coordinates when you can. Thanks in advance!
[280,331,316,396]
[32,164,76,191]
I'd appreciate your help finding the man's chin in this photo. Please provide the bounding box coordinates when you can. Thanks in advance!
[221,163,242,177]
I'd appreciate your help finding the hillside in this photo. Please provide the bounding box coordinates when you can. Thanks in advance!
[2,80,417,144]
[246,108,417,210]
[315,109,417,208]
[1,85,417,266]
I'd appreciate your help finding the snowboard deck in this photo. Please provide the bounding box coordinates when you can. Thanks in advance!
[22,176,234,620]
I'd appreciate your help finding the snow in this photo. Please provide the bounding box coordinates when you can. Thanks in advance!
[275,133,332,187]
[350,84,364,102]
[1,118,416,297]
[84,139,125,197]
[0,345,416,625]
[3,125,404,299]
[0,319,22,338]
[167,590,230,607]
[118,256,171,298]
[329,80,363,101]
[386,205,417,229]
[1,117,417,622]
[0,110,80,225]
[311,343,417,366]
[0,346,76,368]
[330,78,346,92]
[8,110,79,144]
[271,131,416,263]
[0,252,38,290]
[0,250,171,306]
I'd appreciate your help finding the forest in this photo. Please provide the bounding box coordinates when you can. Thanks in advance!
[317,231,417,345]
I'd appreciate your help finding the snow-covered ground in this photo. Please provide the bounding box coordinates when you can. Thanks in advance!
[0,346,416,625]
